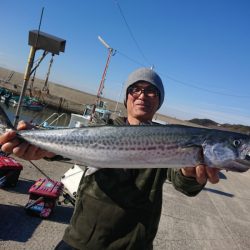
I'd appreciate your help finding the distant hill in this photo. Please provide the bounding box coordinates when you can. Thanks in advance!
[188,118,218,127]
[188,118,250,134]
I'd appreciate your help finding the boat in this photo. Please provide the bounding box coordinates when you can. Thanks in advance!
[40,101,113,129]
[68,102,112,128]
[8,95,20,107]
[23,97,44,111]
[0,92,20,107]
[0,89,14,105]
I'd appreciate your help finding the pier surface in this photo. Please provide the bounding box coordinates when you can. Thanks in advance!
[0,157,250,250]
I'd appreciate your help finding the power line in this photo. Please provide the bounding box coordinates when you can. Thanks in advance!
[116,50,146,67]
[162,73,250,98]
[116,49,250,98]
[110,2,250,100]
[113,0,152,66]
[117,49,249,98]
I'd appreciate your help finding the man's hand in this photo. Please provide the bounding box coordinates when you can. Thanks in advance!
[0,120,55,161]
[181,165,220,185]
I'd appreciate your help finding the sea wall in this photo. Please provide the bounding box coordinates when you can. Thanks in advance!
[0,67,197,126]
[0,66,126,114]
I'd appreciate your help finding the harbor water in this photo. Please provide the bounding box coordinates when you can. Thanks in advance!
[0,102,71,127]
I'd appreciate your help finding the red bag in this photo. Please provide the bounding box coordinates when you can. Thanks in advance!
[0,156,23,187]
[25,178,64,218]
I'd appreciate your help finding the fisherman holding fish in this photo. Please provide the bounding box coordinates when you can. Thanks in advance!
[0,68,226,249]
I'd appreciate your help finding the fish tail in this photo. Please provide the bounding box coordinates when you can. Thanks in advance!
[0,105,14,134]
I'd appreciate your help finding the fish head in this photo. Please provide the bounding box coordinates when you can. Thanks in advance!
[203,131,250,172]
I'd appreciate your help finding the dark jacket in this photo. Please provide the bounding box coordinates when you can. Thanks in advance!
[62,117,205,250]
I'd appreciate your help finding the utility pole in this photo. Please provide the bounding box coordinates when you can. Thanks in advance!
[90,36,116,121]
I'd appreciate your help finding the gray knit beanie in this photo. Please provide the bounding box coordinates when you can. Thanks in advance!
[124,67,165,109]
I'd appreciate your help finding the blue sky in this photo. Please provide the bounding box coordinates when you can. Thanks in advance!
[0,0,249,125]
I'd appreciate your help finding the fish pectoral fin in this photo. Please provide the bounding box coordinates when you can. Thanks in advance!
[180,144,205,166]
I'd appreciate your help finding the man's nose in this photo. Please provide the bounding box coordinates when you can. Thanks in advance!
[138,91,146,98]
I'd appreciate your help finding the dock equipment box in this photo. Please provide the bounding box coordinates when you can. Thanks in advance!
[0,156,23,187]
[25,178,63,218]
[61,164,85,206]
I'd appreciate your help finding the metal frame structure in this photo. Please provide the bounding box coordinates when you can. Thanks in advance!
[13,30,66,127]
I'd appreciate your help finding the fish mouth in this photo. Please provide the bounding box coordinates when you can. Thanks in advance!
[235,158,250,167]
[228,159,250,172]
[239,150,250,167]
[229,148,250,172]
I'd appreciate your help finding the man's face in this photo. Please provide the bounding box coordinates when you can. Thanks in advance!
[126,81,160,122]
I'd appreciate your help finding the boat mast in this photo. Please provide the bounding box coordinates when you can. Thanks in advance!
[90,36,116,121]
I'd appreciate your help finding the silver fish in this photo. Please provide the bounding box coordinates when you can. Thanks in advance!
[0,106,249,172]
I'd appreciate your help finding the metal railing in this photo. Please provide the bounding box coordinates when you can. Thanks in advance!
[39,112,67,127]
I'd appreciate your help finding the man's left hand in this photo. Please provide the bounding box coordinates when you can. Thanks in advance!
[181,165,220,185]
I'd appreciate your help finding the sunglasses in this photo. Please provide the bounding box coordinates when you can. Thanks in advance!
[127,86,159,98]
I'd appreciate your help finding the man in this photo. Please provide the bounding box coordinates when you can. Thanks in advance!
[0,67,219,249]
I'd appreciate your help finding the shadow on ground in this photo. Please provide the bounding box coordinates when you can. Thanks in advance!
[2,178,35,195]
[218,171,227,179]
[203,187,234,197]
[0,203,73,242]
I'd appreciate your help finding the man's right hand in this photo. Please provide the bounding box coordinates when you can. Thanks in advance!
[0,120,55,161]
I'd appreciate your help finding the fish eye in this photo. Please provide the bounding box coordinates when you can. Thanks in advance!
[233,139,241,147]
[246,153,250,161]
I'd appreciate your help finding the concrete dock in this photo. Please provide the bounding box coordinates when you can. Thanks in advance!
[0,157,249,250]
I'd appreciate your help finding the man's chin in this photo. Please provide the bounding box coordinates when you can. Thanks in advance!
[135,108,148,114]
[135,105,150,111]
[134,109,152,118]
